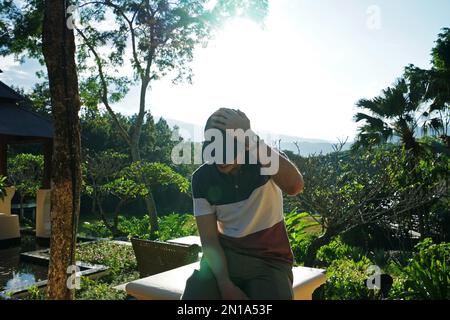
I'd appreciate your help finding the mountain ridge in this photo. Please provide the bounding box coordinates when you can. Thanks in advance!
[164,117,352,156]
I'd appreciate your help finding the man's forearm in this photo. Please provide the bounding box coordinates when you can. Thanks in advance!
[256,139,304,195]
[202,242,233,289]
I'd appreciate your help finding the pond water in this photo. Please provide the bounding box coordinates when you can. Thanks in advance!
[0,234,107,297]
[0,235,48,296]
[0,262,48,293]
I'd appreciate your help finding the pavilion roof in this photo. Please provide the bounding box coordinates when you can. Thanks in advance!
[0,81,53,139]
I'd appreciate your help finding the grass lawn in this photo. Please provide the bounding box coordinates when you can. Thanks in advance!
[301,215,323,234]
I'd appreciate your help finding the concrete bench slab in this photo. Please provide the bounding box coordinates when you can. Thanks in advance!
[125,261,326,300]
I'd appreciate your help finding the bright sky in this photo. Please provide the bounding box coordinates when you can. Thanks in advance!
[1,0,449,141]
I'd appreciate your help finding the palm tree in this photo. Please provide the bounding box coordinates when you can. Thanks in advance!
[405,28,450,149]
[353,78,424,153]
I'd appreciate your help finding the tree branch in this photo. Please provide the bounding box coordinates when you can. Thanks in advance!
[76,27,132,146]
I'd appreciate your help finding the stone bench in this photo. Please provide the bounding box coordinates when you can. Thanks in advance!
[125,261,326,300]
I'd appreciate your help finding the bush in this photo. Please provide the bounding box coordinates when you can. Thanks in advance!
[290,232,317,266]
[322,256,373,300]
[0,175,6,200]
[285,211,321,265]
[387,276,407,300]
[117,213,198,240]
[314,237,408,300]
[7,153,44,202]
[26,285,45,300]
[401,238,450,299]
[80,220,113,238]
[76,241,137,276]
[79,213,198,241]
[316,237,365,266]
[341,223,396,250]
[118,215,152,239]
[74,241,140,300]
[76,277,127,300]
[156,213,198,241]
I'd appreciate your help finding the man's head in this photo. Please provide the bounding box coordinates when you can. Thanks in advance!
[203,108,248,174]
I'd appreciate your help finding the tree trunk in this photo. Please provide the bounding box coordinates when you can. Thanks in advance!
[144,193,159,237]
[42,0,82,300]
[94,196,112,231]
[130,141,159,236]
[112,199,126,237]
[304,230,335,267]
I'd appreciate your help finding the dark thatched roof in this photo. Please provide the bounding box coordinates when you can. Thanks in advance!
[0,81,53,139]
[0,80,25,102]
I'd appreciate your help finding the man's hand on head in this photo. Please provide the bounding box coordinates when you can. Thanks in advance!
[210,108,251,132]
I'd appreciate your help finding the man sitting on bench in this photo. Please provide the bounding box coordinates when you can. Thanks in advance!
[182,108,304,300]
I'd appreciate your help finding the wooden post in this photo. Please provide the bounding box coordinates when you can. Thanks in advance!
[0,135,7,180]
[42,139,53,189]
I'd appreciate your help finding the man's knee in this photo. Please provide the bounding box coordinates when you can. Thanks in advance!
[243,263,293,300]
[244,276,293,300]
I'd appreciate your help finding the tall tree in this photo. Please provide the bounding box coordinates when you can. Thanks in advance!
[72,0,267,234]
[42,0,82,300]
[1,0,268,235]
[353,78,424,153]
[405,28,450,148]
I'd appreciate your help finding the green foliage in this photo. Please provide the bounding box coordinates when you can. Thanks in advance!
[124,161,190,194]
[26,285,45,300]
[81,115,131,155]
[315,237,450,300]
[80,220,113,238]
[84,151,189,201]
[76,241,137,276]
[368,249,391,270]
[83,151,129,189]
[80,213,198,241]
[74,0,268,89]
[0,0,44,60]
[101,176,148,200]
[317,237,365,266]
[353,78,423,151]
[74,220,201,300]
[115,215,152,239]
[285,210,320,265]
[292,148,386,227]
[7,153,44,198]
[354,29,450,151]
[387,276,407,300]
[156,213,198,241]
[14,82,52,116]
[322,257,373,300]
[290,232,317,266]
[118,213,198,240]
[432,27,450,72]
[75,277,128,300]
[74,241,142,300]
[401,238,450,299]
[83,148,190,235]
[372,143,449,241]
[0,175,6,200]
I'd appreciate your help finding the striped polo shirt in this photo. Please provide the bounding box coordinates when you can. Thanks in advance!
[192,162,294,265]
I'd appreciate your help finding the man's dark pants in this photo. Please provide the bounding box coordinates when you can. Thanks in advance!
[181,248,293,300]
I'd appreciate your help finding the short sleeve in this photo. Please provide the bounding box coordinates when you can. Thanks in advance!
[192,172,215,217]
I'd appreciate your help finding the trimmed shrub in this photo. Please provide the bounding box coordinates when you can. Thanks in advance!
[402,238,450,299]
[316,237,365,266]
[322,256,372,300]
